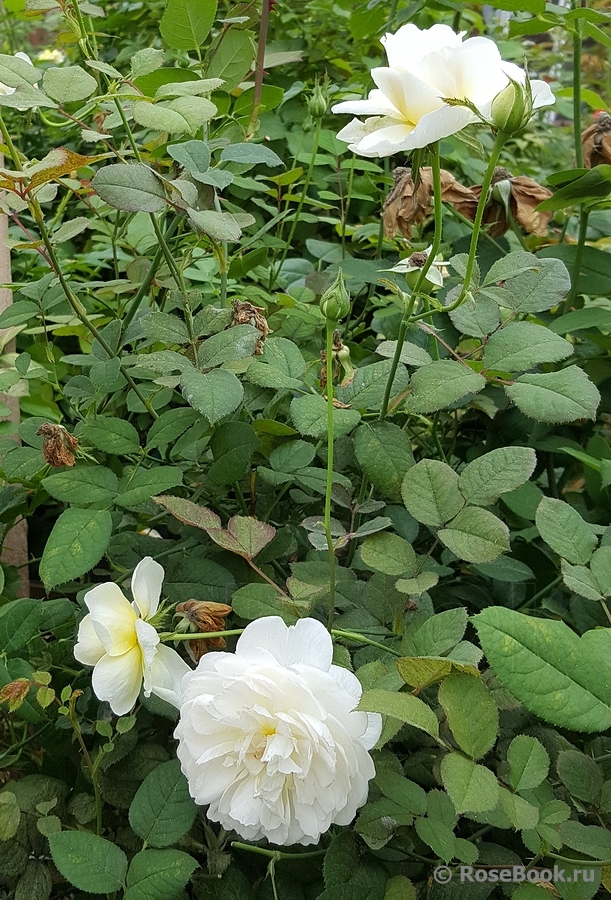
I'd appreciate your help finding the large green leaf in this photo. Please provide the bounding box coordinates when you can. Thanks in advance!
[401,459,464,527]
[231,583,301,624]
[438,673,499,759]
[405,360,485,414]
[360,532,417,576]
[439,507,510,563]
[124,849,198,900]
[535,497,597,564]
[42,467,119,507]
[116,467,183,508]
[458,447,536,507]
[354,422,415,501]
[291,394,361,439]
[49,831,127,894]
[42,65,97,102]
[0,53,41,88]
[133,97,216,134]
[180,367,243,424]
[206,30,255,91]
[473,607,611,732]
[78,418,141,454]
[358,689,439,740]
[483,323,573,372]
[40,509,112,590]
[506,735,550,791]
[159,0,217,49]
[91,164,167,213]
[197,325,261,367]
[440,753,499,814]
[505,368,600,424]
[129,760,197,848]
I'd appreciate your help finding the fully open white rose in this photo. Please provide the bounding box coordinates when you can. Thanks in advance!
[332,23,554,157]
[74,557,191,716]
[175,616,382,846]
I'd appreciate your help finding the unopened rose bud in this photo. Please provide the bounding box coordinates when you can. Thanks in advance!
[320,269,350,320]
[308,80,328,119]
[490,78,532,135]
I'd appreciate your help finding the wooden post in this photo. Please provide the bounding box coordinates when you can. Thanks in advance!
[0,152,29,597]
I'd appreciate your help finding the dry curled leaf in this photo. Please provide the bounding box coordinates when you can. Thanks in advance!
[383,166,478,238]
[175,600,232,663]
[36,423,78,468]
[456,167,553,237]
[231,299,269,354]
[582,112,611,168]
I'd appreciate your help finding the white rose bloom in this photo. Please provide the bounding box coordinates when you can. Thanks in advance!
[175,616,382,846]
[74,557,191,716]
[0,52,38,98]
[332,23,554,157]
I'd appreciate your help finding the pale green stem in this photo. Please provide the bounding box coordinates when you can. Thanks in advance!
[324,319,336,630]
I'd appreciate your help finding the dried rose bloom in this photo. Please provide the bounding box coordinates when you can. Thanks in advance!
[582,113,611,168]
[455,167,553,237]
[36,423,78,467]
[231,299,269,354]
[383,166,478,239]
[175,600,232,663]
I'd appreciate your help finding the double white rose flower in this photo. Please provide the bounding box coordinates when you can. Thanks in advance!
[74,557,190,716]
[75,566,381,845]
[332,23,554,157]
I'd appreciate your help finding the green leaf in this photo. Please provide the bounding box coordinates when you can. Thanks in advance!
[146,408,201,450]
[231,583,301,624]
[48,831,128,894]
[140,312,189,344]
[156,78,223,98]
[561,559,603,601]
[167,140,211,178]
[498,788,539,830]
[538,165,611,210]
[220,142,283,168]
[486,255,571,314]
[188,209,243,242]
[0,600,41,653]
[336,360,410,411]
[458,447,536,506]
[405,360,485,414]
[535,497,597,564]
[590,546,611,596]
[360,532,416,576]
[408,608,468,657]
[130,48,165,78]
[375,771,427,816]
[180,367,243,424]
[116,467,183,508]
[558,821,611,860]
[42,467,119,507]
[197,324,261,367]
[159,0,217,49]
[401,459,464,527]
[0,792,20,841]
[129,759,197,848]
[40,509,112,590]
[133,97,216,134]
[440,753,499,814]
[550,306,611,334]
[539,245,611,297]
[506,735,550,791]
[448,293,500,338]
[42,65,97,102]
[439,507,510,563]
[357,689,439,740]
[483,323,573,372]
[354,422,415,501]
[485,0,543,10]
[0,299,39,327]
[375,339,432,367]
[557,749,602,802]
[92,163,167,213]
[473,607,611,732]
[246,336,306,390]
[208,515,275,558]
[78,418,141,454]
[124,849,198,900]
[0,84,57,109]
[0,53,41,88]
[153,495,220,531]
[505,368,600,424]
[291,394,361,440]
[438,673,499,759]
[206,30,255,91]
[50,216,89,244]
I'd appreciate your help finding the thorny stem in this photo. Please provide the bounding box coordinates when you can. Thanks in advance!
[564,208,589,312]
[248,0,272,137]
[324,318,337,630]
[68,694,103,836]
[232,842,326,860]
[379,141,443,418]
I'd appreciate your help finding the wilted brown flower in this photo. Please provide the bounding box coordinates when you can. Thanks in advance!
[383,166,478,239]
[231,299,269,354]
[582,112,611,168]
[455,167,553,237]
[36,423,78,467]
[175,600,232,663]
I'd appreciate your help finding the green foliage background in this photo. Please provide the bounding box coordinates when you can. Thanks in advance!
[2,0,611,898]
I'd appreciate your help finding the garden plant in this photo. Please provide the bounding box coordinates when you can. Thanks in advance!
[3,0,611,898]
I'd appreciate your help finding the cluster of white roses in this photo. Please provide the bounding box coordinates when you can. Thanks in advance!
[332,23,554,157]
[74,557,382,846]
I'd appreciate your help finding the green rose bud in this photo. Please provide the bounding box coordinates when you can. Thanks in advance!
[308,79,328,119]
[320,270,350,320]
[490,77,532,135]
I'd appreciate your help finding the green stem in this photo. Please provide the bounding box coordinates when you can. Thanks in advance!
[161,629,245,642]
[564,208,589,312]
[379,142,443,418]
[573,15,584,169]
[247,0,272,137]
[270,115,322,289]
[232,842,326,860]
[68,695,103,836]
[123,214,182,330]
[331,629,401,657]
[325,319,336,630]
[517,575,562,612]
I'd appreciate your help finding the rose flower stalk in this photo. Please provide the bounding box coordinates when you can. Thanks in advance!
[74,557,190,715]
[332,23,554,156]
[175,617,382,846]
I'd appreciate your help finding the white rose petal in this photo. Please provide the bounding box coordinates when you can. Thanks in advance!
[332,23,555,157]
[175,616,382,846]
[73,556,191,716]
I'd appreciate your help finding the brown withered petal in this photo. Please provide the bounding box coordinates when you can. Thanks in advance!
[36,423,78,468]
[175,600,232,663]
[582,113,611,168]
[231,299,269,355]
[383,166,478,239]
[458,173,552,238]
